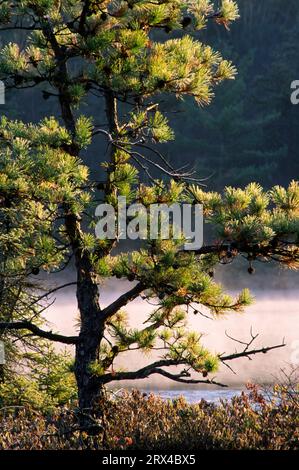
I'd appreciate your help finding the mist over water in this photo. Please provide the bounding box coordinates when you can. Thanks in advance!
[46,272,299,392]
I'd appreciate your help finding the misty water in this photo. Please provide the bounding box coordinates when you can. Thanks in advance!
[45,263,299,403]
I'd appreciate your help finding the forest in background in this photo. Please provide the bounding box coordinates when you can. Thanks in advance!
[1,0,299,190]
[1,0,298,291]
[0,2,298,451]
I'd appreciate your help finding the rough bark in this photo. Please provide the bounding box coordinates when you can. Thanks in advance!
[64,213,104,416]
[40,19,106,416]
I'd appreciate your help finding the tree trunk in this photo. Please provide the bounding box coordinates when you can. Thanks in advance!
[74,267,106,434]
[75,278,102,413]
[43,23,108,422]
[73,92,119,420]
[74,301,104,414]
[65,214,104,423]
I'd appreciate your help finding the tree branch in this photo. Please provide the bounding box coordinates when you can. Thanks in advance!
[220,342,286,362]
[101,282,145,321]
[102,359,186,383]
[146,368,227,387]
[102,359,227,387]
[0,321,78,345]
[29,282,77,308]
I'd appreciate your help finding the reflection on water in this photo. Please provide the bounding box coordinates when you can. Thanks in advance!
[139,388,244,404]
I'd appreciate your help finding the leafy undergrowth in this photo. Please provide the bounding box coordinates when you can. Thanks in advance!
[0,384,298,450]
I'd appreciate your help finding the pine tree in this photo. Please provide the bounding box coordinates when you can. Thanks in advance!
[179,57,287,188]
[252,17,299,184]
[0,1,298,428]
[0,344,77,411]
[169,0,299,190]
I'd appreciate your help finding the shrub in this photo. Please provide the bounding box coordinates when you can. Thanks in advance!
[0,381,298,450]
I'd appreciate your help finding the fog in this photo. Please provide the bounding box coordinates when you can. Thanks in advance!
[46,275,299,390]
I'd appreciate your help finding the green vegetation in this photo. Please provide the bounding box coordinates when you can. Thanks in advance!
[0,345,77,412]
[170,0,299,188]
[0,380,298,450]
[0,1,298,437]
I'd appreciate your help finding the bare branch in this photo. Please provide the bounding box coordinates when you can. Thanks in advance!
[220,342,286,362]
[28,282,77,308]
[150,369,227,387]
[225,328,257,347]
[0,321,78,345]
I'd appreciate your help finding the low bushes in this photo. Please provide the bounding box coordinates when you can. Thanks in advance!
[0,382,298,450]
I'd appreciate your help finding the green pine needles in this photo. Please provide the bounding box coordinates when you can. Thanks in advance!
[0,1,295,413]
